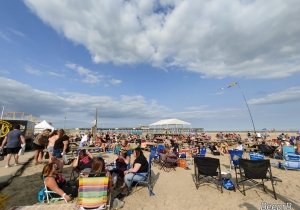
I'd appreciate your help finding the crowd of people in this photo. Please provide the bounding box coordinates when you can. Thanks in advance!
[1,126,300,208]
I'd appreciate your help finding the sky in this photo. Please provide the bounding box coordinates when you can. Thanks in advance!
[0,0,300,131]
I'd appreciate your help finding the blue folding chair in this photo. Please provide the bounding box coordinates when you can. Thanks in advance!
[249,152,265,160]
[229,150,243,171]
[282,146,295,156]
[199,147,206,157]
[157,144,165,153]
[282,152,300,170]
[228,150,243,185]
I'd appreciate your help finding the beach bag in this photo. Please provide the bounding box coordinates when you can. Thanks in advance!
[37,187,46,203]
[222,178,235,190]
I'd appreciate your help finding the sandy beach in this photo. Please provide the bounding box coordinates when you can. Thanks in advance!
[1,141,299,210]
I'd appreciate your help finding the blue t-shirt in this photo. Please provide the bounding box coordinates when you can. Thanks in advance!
[6,129,22,148]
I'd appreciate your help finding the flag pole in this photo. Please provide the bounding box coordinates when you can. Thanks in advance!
[236,83,256,134]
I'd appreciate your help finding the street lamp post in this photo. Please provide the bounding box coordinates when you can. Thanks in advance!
[1,106,4,119]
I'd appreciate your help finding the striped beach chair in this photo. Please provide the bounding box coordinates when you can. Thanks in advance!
[77,177,110,210]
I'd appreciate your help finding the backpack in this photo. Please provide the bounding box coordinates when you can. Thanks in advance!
[222,178,235,190]
[37,187,46,203]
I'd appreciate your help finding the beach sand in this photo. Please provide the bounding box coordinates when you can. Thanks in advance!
[1,138,299,210]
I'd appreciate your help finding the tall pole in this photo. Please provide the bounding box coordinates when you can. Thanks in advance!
[237,83,256,134]
[1,106,4,119]
[64,112,67,129]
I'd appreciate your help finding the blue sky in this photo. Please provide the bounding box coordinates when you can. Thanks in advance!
[0,0,300,130]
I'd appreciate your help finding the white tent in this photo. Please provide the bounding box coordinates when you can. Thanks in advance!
[149,118,191,134]
[34,120,54,134]
[149,118,191,127]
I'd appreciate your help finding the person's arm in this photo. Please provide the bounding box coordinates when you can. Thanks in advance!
[20,135,25,145]
[62,140,69,154]
[72,156,80,168]
[86,150,93,159]
[0,136,7,148]
[125,163,141,174]
[45,177,71,201]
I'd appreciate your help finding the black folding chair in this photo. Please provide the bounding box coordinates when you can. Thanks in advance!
[194,157,223,193]
[237,159,278,199]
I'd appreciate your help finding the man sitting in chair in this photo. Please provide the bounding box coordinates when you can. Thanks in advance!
[123,147,148,194]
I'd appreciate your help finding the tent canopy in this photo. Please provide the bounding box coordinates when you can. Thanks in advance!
[149,118,191,127]
[34,120,54,133]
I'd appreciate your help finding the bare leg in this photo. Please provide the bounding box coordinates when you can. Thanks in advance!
[38,150,44,162]
[13,154,19,165]
[6,154,12,167]
[34,150,40,164]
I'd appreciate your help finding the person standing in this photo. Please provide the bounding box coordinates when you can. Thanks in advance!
[47,130,59,162]
[33,129,51,165]
[0,124,25,168]
[53,129,69,159]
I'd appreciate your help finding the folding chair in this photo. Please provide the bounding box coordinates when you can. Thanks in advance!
[282,146,295,155]
[40,179,67,204]
[237,159,278,199]
[130,155,155,196]
[77,176,111,210]
[258,144,275,157]
[198,147,206,157]
[159,153,177,172]
[194,157,223,193]
[282,153,300,170]
[228,149,243,185]
[249,152,265,160]
[156,144,165,153]
[149,146,159,166]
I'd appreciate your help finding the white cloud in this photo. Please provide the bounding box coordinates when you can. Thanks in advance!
[24,65,42,75]
[109,79,122,85]
[48,71,64,77]
[24,0,300,79]
[0,76,168,127]
[248,87,300,105]
[65,63,103,84]
[8,28,25,37]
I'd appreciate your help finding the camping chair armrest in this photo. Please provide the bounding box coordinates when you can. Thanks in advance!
[131,172,148,179]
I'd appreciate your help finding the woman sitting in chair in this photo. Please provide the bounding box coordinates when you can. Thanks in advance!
[89,157,110,177]
[42,163,74,201]
[72,149,93,172]
[123,147,148,193]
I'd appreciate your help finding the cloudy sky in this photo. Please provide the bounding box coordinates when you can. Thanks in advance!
[0,0,299,130]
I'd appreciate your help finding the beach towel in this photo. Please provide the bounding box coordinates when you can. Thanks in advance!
[78,177,109,209]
